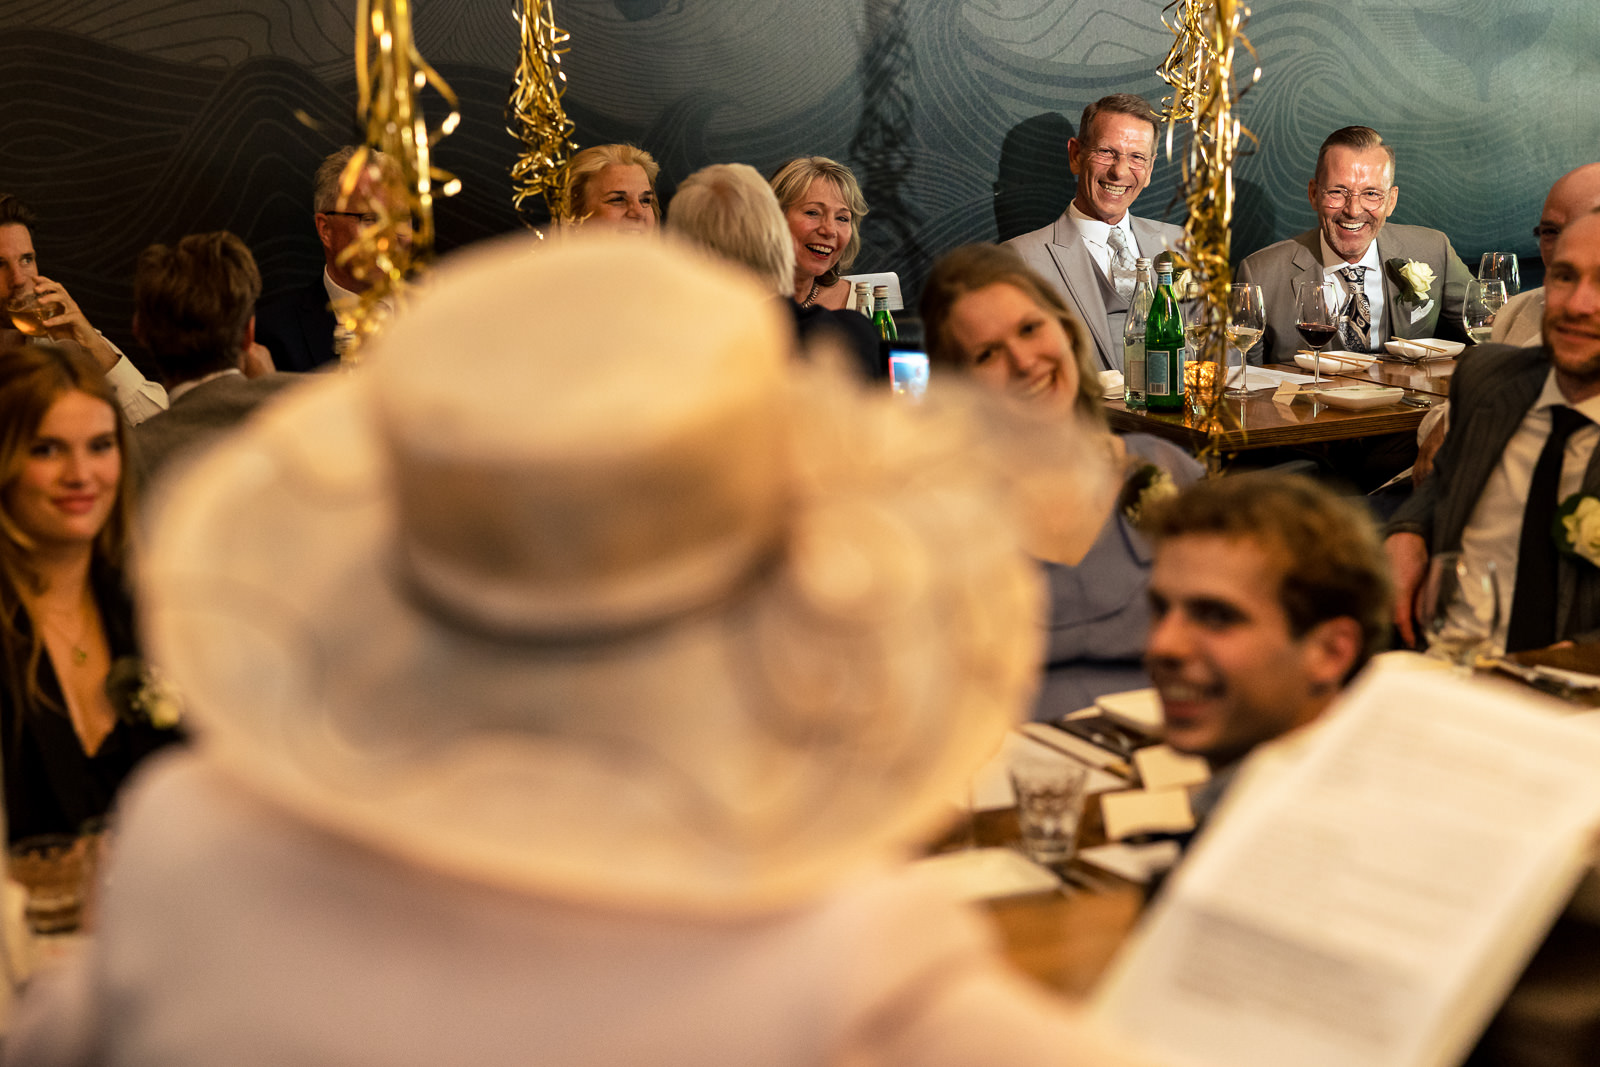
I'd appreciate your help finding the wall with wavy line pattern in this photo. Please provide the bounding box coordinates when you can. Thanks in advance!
[0,0,1594,359]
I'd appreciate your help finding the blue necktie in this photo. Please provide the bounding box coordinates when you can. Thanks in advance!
[1339,266,1371,353]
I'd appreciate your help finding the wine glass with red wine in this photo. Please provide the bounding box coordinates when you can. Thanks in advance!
[1294,280,1341,386]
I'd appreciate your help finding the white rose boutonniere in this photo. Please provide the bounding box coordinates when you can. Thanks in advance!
[1119,463,1179,529]
[1388,258,1436,305]
[106,656,184,730]
[1556,493,1600,568]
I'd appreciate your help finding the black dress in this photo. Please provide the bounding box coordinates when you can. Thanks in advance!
[1,567,182,842]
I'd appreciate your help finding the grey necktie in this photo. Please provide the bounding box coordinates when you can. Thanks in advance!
[1339,266,1371,352]
[1107,227,1136,300]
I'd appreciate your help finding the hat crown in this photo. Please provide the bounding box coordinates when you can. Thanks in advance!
[373,236,792,637]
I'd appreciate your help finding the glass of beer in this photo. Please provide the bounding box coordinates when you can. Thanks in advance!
[6,288,64,337]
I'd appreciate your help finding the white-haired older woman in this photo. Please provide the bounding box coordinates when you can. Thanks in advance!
[670,163,880,379]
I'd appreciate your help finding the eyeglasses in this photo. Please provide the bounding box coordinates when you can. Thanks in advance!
[1084,147,1152,172]
[321,210,383,226]
[1319,188,1389,210]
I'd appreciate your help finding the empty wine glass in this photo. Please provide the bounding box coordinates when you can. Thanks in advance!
[1478,252,1520,296]
[1419,552,1500,674]
[1294,280,1340,386]
[1463,278,1507,345]
[1225,283,1264,398]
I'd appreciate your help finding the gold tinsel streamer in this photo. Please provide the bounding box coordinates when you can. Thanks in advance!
[1156,0,1260,461]
[336,0,463,365]
[507,0,577,226]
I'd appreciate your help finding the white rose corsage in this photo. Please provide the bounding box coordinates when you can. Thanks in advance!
[1556,493,1600,569]
[1387,258,1436,305]
[1119,463,1179,529]
[105,656,184,729]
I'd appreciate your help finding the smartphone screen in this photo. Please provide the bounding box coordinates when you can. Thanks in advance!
[887,349,929,400]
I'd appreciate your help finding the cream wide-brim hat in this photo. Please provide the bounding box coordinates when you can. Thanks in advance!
[140,233,1048,914]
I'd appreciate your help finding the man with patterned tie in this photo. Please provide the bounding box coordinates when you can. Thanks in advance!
[1005,94,1185,373]
[1386,209,1600,652]
[1237,126,1471,364]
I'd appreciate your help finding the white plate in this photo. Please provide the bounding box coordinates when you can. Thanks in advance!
[1384,337,1465,361]
[1315,385,1404,410]
[1293,350,1377,373]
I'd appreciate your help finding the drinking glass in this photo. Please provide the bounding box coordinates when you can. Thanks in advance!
[1419,552,1500,674]
[1009,752,1089,865]
[1478,252,1520,296]
[1463,278,1507,345]
[5,288,64,338]
[1225,283,1265,397]
[1294,280,1340,385]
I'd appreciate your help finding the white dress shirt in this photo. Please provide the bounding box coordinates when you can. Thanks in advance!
[1458,372,1600,651]
[1066,203,1141,278]
[1318,234,1386,350]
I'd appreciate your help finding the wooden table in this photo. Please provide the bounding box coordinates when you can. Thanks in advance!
[933,801,1147,996]
[1106,389,1427,452]
[1325,356,1456,397]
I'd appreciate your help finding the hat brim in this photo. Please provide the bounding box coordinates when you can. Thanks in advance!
[142,362,1048,914]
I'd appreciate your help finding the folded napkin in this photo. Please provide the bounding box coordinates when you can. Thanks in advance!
[1099,369,1124,398]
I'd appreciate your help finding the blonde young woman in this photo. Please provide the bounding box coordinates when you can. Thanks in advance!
[0,342,179,841]
[921,243,1203,719]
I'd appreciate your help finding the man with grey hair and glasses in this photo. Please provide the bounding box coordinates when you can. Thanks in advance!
[1238,125,1470,365]
[1006,93,1185,374]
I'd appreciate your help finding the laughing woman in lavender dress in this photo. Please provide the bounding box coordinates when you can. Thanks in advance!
[921,244,1203,720]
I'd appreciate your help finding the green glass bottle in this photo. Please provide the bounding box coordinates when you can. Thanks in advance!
[1143,259,1186,413]
[872,285,898,341]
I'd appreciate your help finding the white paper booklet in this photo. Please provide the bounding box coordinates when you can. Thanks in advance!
[1093,670,1600,1067]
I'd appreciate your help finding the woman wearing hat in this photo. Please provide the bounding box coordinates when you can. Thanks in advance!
[9,236,1159,1067]
[0,342,179,843]
[921,244,1203,720]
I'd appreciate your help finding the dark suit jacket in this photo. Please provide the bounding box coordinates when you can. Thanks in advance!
[1388,344,1600,643]
[1236,223,1471,364]
[255,277,338,373]
[1005,211,1186,372]
[132,372,302,491]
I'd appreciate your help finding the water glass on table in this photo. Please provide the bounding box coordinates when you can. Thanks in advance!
[1226,282,1264,397]
[1478,252,1520,296]
[1010,751,1090,865]
[8,834,92,935]
[1420,552,1501,674]
[1464,278,1507,344]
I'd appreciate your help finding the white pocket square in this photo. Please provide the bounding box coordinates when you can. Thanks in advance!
[1408,299,1435,325]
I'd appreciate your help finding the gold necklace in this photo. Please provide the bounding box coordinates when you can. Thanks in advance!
[31,601,93,666]
[801,278,819,308]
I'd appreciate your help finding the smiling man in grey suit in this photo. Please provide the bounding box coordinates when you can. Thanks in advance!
[1386,210,1600,653]
[1004,94,1184,373]
[1237,126,1471,365]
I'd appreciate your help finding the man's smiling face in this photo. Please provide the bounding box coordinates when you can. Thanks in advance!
[1068,111,1156,226]
[1308,145,1398,264]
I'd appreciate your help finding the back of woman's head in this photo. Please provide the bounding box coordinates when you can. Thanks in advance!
[559,144,661,225]
[0,341,130,585]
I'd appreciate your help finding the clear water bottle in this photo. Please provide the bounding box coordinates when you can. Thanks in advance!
[1123,257,1154,411]
[854,281,873,317]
